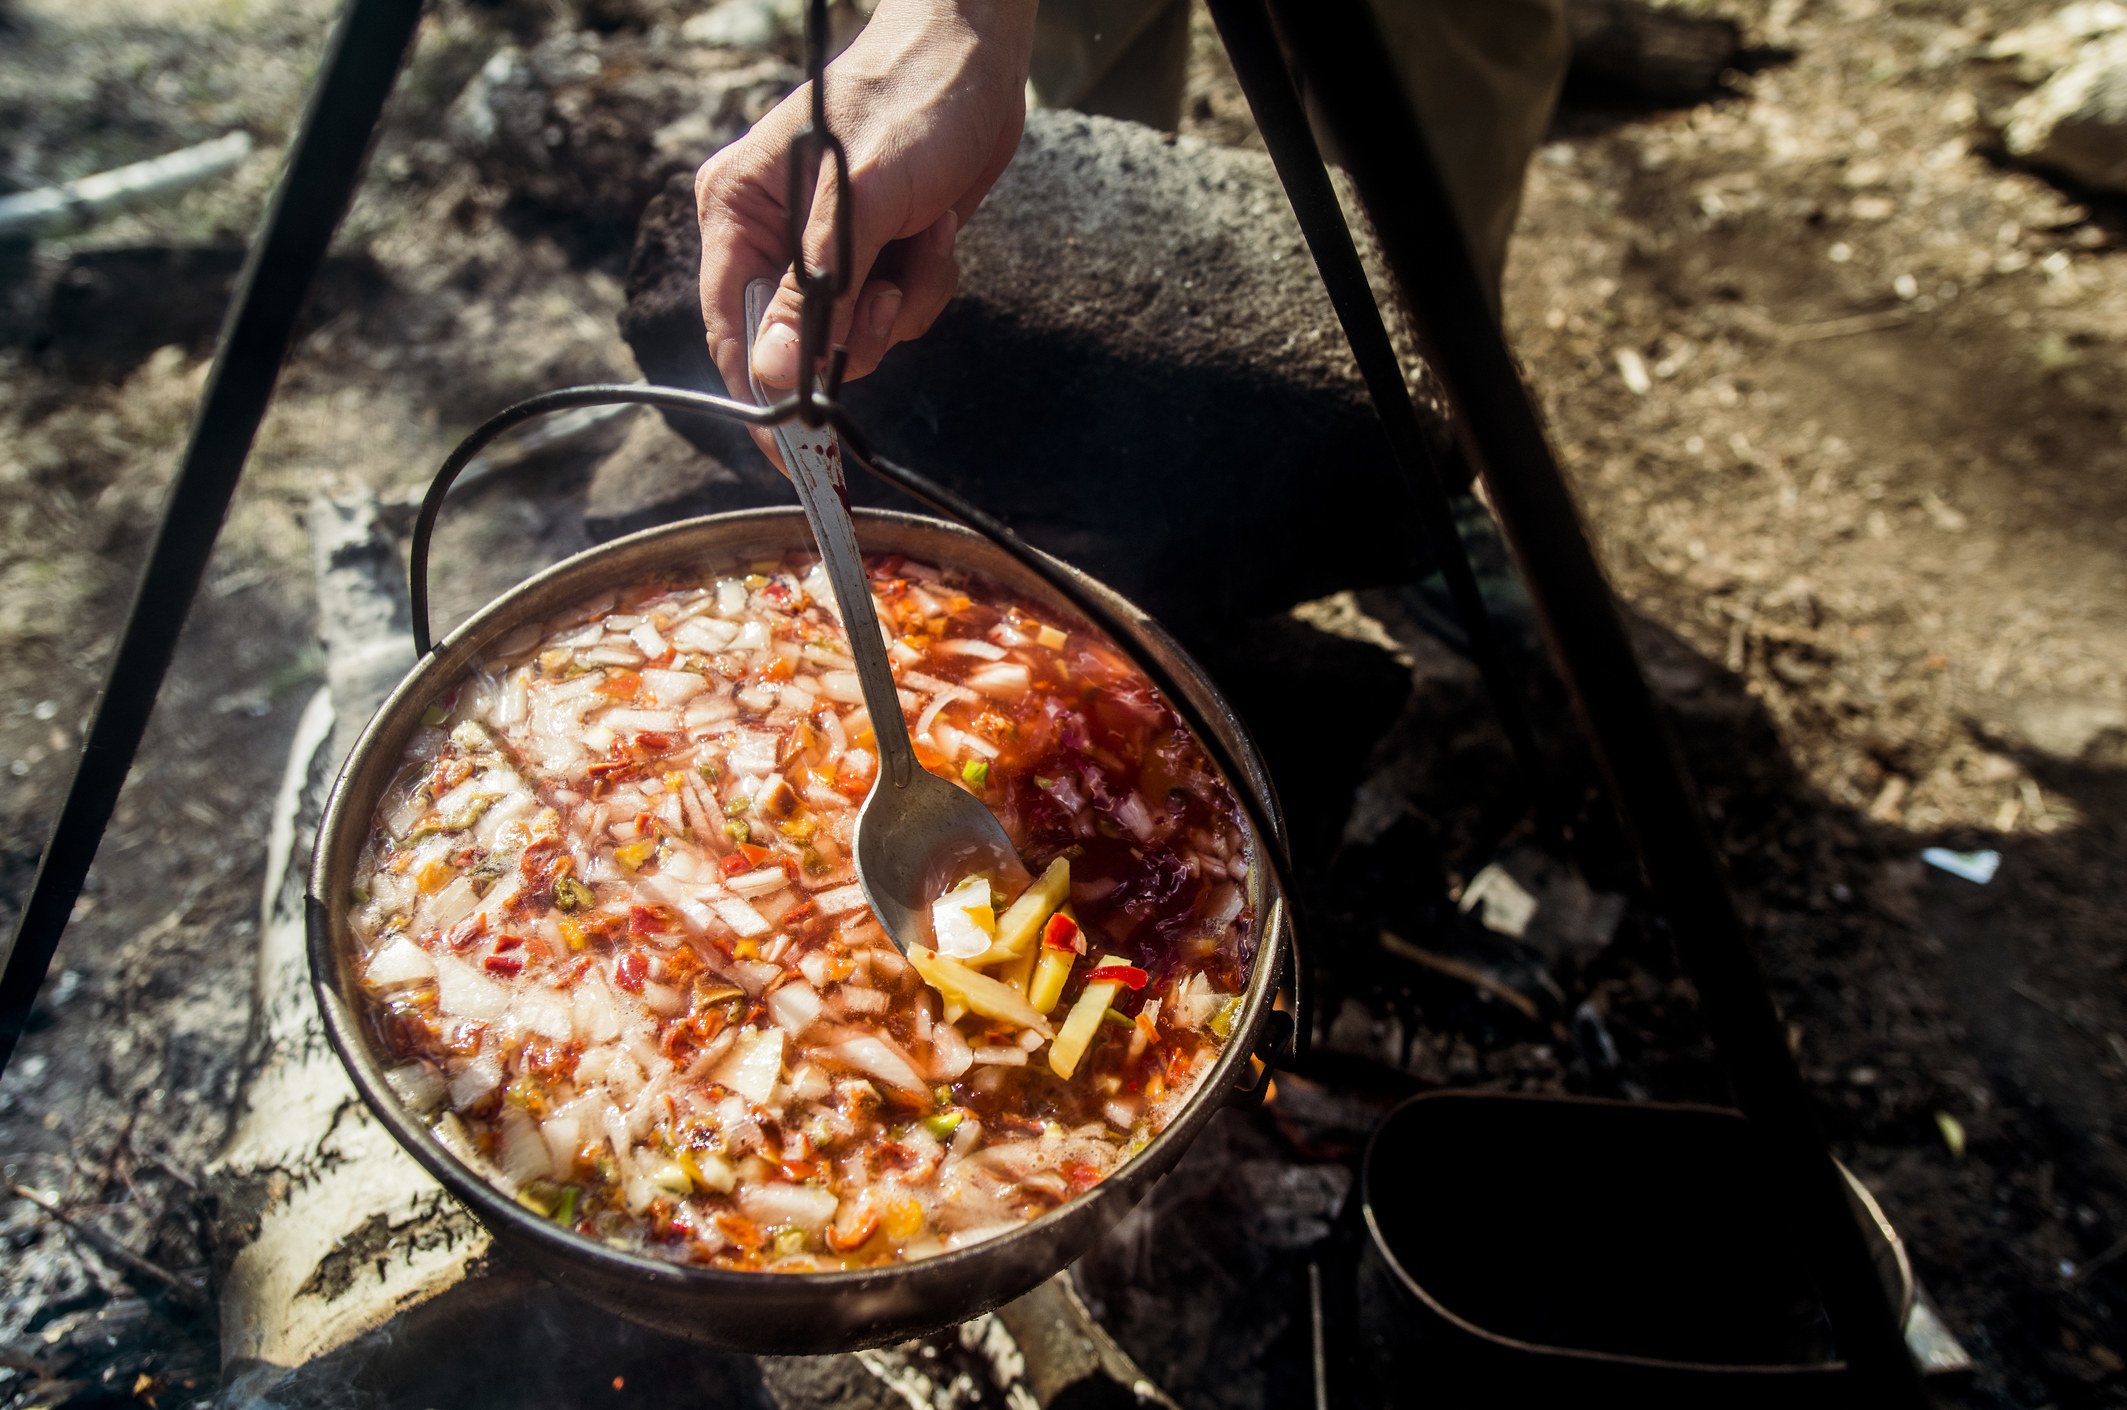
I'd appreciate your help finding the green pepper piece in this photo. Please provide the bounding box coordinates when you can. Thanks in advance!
[961,759,989,787]
[1102,1008,1136,1029]
[553,877,593,912]
[923,1109,964,1138]
[552,1186,580,1226]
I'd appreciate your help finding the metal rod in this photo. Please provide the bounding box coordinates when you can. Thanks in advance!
[1201,0,1547,808]
[0,0,426,1081]
[1256,0,1924,1397]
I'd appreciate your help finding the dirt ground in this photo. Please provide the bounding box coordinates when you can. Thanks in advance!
[0,0,2122,1405]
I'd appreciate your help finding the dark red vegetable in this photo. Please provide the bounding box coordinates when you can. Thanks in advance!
[1083,964,1148,990]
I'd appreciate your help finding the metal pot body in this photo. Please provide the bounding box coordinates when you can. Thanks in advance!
[308,507,1289,1354]
[1355,1091,1911,1409]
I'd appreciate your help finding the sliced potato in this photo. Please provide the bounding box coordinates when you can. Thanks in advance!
[909,947,1055,1038]
[1027,908,1083,1015]
[969,857,1069,968]
[1049,953,1131,1080]
[1028,947,1074,1015]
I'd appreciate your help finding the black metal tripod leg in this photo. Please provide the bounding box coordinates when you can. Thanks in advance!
[1251,0,1926,1399]
[1201,0,1548,810]
[0,0,426,1079]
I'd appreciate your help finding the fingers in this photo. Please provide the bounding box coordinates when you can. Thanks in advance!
[888,209,960,345]
[697,125,805,405]
[751,145,895,389]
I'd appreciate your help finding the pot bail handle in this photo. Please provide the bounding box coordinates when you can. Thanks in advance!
[405,384,792,657]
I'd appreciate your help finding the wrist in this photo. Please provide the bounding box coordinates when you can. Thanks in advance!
[858,0,1037,70]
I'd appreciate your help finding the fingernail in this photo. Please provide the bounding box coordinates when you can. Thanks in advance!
[753,321,799,386]
[868,286,904,339]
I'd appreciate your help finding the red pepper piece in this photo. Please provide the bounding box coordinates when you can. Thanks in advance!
[719,852,753,878]
[435,913,488,952]
[635,731,673,753]
[494,933,526,952]
[1041,913,1082,952]
[614,950,647,993]
[484,953,524,977]
[738,842,770,867]
[628,904,673,937]
[1083,964,1148,990]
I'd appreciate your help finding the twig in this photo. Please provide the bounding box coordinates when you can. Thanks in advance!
[2071,1231,2127,1285]
[143,1151,199,1192]
[1734,306,1915,344]
[1378,930,1542,1022]
[2011,979,2106,1041]
[9,1185,207,1311]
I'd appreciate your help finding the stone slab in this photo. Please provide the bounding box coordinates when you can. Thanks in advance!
[621,108,1455,640]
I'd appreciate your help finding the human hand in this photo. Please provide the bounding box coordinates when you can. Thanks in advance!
[696,0,1036,451]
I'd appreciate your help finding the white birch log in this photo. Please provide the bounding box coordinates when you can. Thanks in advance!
[209,492,489,1381]
[0,133,254,238]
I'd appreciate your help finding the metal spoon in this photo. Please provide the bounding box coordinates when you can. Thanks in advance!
[745,281,1025,955]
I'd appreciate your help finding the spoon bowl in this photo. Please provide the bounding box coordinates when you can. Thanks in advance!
[747,282,1025,953]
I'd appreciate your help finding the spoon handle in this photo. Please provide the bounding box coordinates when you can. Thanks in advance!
[746,281,920,790]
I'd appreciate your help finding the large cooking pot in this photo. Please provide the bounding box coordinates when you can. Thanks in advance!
[307,505,1291,1354]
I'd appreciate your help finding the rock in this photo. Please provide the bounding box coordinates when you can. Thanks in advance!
[2004,29,2127,192]
[620,108,1455,640]
[582,406,781,540]
[2009,696,2127,761]
[1985,1,2127,85]
[447,33,798,224]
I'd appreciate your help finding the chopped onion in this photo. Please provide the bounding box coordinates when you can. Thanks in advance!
[967,663,1031,699]
[934,637,1007,660]
[837,986,888,1016]
[829,1034,927,1097]
[813,883,867,915]
[572,980,622,1044]
[767,981,822,1036]
[714,1027,785,1104]
[496,1105,552,1187]
[448,1053,503,1107]
[928,1019,973,1080]
[816,670,865,704]
[365,936,436,988]
[509,986,574,1041]
[738,1182,837,1232]
[432,955,508,1021]
[384,1061,446,1113]
[713,896,773,939]
[727,866,788,897]
[641,669,705,707]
